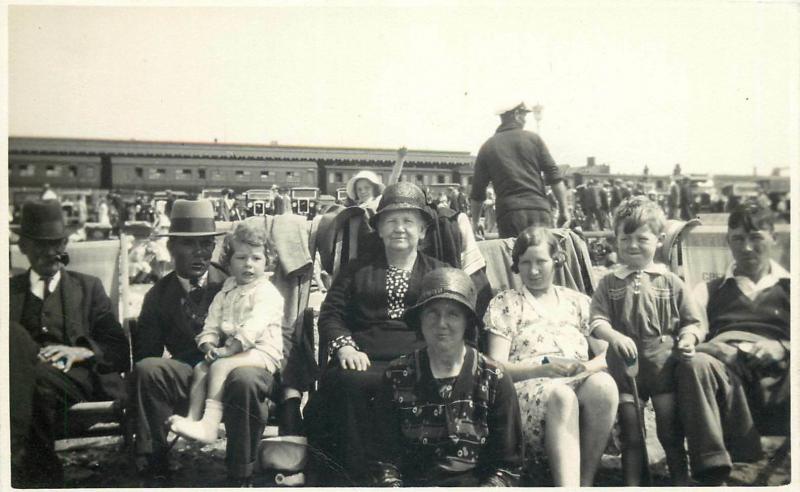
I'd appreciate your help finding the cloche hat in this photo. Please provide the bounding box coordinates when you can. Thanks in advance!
[404,267,481,344]
[368,181,433,228]
[157,199,226,237]
[346,170,385,201]
[12,200,70,240]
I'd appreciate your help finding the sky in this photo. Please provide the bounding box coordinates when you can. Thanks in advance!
[7,0,800,176]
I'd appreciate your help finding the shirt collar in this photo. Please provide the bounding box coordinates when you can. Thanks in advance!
[612,262,669,279]
[177,271,208,292]
[719,260,790,288]
[495,120,525,133]
[29,268,61,298]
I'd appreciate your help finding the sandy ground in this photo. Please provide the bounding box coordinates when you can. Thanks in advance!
[57,426,790,487]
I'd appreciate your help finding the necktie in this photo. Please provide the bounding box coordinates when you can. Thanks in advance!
[42,277,52,300]
[186,278,205,313]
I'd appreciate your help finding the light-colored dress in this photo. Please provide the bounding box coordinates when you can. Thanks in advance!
[483,285,593,462]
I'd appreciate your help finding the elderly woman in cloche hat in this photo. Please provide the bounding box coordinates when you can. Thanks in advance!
[304,181,450,485]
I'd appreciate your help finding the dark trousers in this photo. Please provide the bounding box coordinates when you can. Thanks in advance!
[10,322,88,488]
[305,361,389,485]
[132,358,275,478]
[675,354,763,480]
[497,209,553,239]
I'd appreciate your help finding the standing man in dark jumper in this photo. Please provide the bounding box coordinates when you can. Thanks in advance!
[676,204,790,485]
[9,200,130,488]
[470,101,570,238]
[130,200,276,487]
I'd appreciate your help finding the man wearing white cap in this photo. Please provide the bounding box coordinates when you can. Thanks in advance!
[470,101,570,238]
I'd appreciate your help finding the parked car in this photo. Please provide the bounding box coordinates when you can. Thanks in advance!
[290,187,320,219]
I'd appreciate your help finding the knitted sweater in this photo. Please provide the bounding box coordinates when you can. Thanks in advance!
[706,277,790,341]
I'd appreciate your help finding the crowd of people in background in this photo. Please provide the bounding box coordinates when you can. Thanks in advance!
[7,98,792,488]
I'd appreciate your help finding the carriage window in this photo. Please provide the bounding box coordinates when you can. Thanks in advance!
[437,174,446,184]
[45,165,61,177]
[261,170,272,180]
[334,172,343,183]
[235,170,250,180]
[176,169,192,180]
[68,165,79,178]
[198,169,206,179]
[18,164,34,177]
[135,167,144,178]
[150,168,166,179]
[286,171,300,182]
[415,174,424,184]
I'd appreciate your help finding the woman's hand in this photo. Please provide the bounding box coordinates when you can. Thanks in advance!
[39,345,93,372]
[566,361,587,376]
[337,345,371,371]
[611,334,638,362]
[538,361,580,378]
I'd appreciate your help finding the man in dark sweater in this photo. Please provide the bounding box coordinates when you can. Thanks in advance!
[469,101,570,238]
[676,204,790,485]
[131,200,275,487]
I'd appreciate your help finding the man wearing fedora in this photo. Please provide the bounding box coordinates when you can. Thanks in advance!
[469,101,571,238]
[130,199,277,486]
[9,200,130,488]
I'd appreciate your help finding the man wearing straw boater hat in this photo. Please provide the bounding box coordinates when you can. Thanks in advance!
[9,200,130,488]
[130,199,276,486]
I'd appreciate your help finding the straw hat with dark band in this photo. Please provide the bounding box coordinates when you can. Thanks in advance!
[158,199,226,237]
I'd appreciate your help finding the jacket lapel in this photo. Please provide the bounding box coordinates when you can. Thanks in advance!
[9,273,28,324]
[60,270,85,344]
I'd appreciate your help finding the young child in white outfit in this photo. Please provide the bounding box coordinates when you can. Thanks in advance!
[169,220,284,443]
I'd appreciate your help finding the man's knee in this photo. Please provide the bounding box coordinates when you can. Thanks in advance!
[676,353,718,381]
[134,358,168,382]
[224,367,273,399]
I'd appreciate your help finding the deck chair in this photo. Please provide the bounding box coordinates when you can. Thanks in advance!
[10,236,134,442]
[476,227,598,298]
[678,222,790,291]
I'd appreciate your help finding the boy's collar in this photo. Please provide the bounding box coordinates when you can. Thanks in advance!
[612,262,669,279]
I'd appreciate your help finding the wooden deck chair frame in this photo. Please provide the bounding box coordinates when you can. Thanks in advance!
[10,236,135,444]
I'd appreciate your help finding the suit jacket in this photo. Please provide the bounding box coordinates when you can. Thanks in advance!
[9,269,130,400]
[133,263,228,367]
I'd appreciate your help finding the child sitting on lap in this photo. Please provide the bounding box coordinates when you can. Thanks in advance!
[169,221,284,443]
[589,196,704,485]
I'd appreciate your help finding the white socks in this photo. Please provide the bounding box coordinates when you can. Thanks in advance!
[170,399,223,444]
